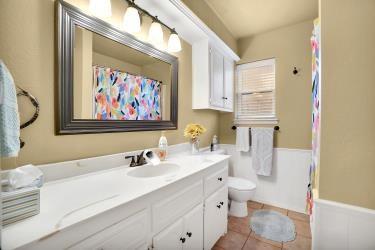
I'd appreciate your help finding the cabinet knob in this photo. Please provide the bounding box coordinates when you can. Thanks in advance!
[186,232,192,237]
[222,97,228,100]
[217,204,221,209]
[218,177,223,181]
[220,201,224,205]
[180,237,186,243]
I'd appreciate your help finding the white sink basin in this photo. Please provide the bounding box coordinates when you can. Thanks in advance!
[127,163,181,178]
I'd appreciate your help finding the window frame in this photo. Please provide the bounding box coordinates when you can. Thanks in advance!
[234,58,278,125]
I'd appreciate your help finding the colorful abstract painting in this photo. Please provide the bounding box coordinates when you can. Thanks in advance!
[93,66,161,120]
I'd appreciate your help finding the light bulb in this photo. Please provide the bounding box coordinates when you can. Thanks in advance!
[148,21,164,49]
[123,6,141,33]
[89,0,112,18]
[167,33,182,52]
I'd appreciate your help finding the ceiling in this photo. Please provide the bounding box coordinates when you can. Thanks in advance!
[204,0,318,39]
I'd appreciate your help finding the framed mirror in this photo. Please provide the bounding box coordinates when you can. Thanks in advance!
[57,1,178,134]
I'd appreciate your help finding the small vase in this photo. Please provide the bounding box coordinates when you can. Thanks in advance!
[191,138,200,154]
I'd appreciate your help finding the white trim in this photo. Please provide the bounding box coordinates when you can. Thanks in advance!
[312,198,375,250]
[235,58,276,123]
[168,0,240,61]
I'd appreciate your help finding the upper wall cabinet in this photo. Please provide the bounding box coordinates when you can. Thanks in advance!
[192,40,235,112]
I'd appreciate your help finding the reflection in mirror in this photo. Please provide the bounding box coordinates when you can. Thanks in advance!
[73,25,172,121]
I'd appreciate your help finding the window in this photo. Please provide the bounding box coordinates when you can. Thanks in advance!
[235,58,277,124]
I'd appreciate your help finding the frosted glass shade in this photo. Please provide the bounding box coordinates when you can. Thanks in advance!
[123,6,141,33]
[167,33,182,52]
[89,0,112,18]
[148,21,164,48]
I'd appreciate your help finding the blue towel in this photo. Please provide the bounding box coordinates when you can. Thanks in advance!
[0,60,20,157]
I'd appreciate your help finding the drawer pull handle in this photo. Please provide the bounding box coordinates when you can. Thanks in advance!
[220,201,224,205]
[217,205,221,209]
[180,237,186,243]
[218,177,223,181]
[186,232,192,237]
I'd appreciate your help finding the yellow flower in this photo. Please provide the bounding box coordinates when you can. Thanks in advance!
[184,123,206,139]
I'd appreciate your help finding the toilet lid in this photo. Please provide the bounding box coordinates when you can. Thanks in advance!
[228,177,256,191]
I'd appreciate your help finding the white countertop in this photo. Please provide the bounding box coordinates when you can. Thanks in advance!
[2,152,229,250]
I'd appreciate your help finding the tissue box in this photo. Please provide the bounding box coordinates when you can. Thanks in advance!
[2,187,40,227]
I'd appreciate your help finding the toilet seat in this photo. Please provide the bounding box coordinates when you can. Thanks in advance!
[228,177,256,191]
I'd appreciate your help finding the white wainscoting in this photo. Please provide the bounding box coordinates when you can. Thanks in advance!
[312,199,375,250]
[220,144,311,213]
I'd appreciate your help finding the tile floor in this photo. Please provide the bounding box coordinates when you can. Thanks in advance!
[213,201,311,250]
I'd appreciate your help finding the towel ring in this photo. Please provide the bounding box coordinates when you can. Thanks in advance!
[17,87,40,148]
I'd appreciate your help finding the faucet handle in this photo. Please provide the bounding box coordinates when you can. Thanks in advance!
[136,152,147,166]
[125,155,136,167]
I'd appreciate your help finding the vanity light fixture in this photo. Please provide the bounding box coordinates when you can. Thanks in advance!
[148,17,164,49]
[167,29,182,53]
[90,0,182,52]
[124,0,182,52]
[89,0,112,18]
[123,2,141,33]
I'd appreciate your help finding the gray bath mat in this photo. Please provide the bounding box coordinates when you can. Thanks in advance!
[250,209,296,242]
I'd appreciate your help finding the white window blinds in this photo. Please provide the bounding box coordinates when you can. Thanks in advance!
[235,58,277,124]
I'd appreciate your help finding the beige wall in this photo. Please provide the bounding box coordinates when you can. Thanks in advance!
[219,20,314,149]
[0,0,221,169]
[319,0,375,209]
[182,0,237,53]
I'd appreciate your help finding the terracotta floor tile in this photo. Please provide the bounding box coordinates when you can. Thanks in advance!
[262,204,288,215]
[243,236,282,250]
[212,245,225,250]
[248,201,264,209]
[287,210,310,223]
[221,203,311,250]
[282,235,311,250]
[293,220,311,238]
[250,232,282,248]
[215,230,248,250]
[228,215,252,236]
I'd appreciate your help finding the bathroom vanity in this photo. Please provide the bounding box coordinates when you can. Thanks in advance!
[2,151,229,250]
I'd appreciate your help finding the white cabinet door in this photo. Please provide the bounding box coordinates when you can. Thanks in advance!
[204,186,228,250]
[183,204,204,250]
[223,58,234,111]
[153,218,184,250]
[210,47,224,108]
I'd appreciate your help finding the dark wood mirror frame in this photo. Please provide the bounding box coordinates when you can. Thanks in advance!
[57,1,178,134]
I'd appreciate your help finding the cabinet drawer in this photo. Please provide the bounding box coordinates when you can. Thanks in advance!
[204,166,228,197]
[69,209,149,250]
[152,180,203,233]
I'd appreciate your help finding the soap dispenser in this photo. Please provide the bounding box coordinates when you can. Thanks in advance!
[212,135,219,151]
[158,131,168,161]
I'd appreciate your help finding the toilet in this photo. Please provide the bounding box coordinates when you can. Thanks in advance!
[228,176,256,217]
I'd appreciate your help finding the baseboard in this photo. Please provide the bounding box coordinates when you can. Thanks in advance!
[312,199,375,250]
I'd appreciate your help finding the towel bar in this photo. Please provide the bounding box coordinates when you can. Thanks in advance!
[231,125,280,131]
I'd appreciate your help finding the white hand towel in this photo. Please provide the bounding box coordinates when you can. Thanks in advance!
[236,127,250,152]
[251,127,274,176]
